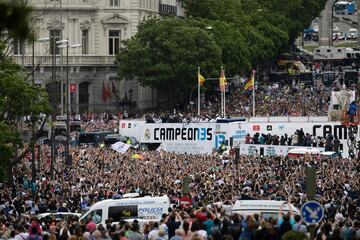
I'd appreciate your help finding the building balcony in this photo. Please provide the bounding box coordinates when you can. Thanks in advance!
[12,54,117,67]
[30,0,97,10]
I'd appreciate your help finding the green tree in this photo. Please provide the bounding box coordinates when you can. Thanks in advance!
[188,19,252,76]
[0,42,51,182]
[183,0,327,52]
[0,0,32,39]
[118,0,327,104]
[0,1,51,183]
[117,18,222,104]
[0,122,20,181]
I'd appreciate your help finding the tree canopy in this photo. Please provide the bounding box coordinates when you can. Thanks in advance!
[117,18,222,102]
[0,42,51,181]
[0,0,50,182]
[117,0,327,105]
[0,0,32,39]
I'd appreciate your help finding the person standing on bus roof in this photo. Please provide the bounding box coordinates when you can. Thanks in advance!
[348,101,357,122]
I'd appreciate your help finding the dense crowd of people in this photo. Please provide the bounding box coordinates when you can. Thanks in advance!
[244,129,342,152]
[79,113,120,132]
[2,58,360,240]
[71,73,359,126]
[141,84,330,124]
[225,85,330,118]
[0,142,359,239]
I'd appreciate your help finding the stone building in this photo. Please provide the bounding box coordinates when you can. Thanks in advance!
[11,0,164,114]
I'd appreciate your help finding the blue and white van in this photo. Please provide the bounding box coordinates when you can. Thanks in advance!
[79,195,170,226]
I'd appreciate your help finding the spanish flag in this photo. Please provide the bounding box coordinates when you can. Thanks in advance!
[219,68,226,92]
[244,70,255,90]
[198,73,205,86]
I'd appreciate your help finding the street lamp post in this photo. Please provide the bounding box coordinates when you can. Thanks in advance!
[50,37,56,179]
[31,34,49,181]
[57,40,81,166]
[31,29,36,182]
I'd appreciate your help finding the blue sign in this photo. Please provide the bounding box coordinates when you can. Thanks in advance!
[215,134,225,149]
[300,201,324,224]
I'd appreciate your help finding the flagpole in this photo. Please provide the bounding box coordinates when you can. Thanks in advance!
[252,70,256,118]
[223,90,225,118]
[220,66,223,118]
[198,67,201,116]
[223,68,226,118]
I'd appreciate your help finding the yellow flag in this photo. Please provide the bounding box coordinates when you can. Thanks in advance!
[219,69,226,92]
[244,79,254,90]
[244,70,255,90]
[198,73,205,86]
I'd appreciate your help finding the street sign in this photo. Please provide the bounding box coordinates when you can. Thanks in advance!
[70,83,76,93]
[300,201,324,224]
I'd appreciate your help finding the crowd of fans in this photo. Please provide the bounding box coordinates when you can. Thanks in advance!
[69,72,358,126]
[78,113,120,132]
[141,84,330,124]
[225,85,329,118]
[244,129,343,152]
[0,143,359,239]
[2,57,360,240]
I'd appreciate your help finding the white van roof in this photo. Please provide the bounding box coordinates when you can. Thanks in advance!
[319,151,338,157]
[122,193,140,198]
[232,200,300,214]
[89,195,169,209]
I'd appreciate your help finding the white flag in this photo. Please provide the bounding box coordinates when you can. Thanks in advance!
[111,141,131,154]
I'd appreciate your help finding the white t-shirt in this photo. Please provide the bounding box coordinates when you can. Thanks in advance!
[15,232,29,240]
[335,212,344,222]
[148,228,160,240]
[197,230,207,239]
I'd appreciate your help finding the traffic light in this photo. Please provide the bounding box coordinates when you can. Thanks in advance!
[357,141,360,150]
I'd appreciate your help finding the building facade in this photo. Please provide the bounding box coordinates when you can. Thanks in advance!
[11,0,161,114]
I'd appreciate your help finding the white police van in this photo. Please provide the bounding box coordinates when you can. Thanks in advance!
[79,195,170,226]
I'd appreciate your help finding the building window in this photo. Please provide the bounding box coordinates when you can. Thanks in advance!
[109,30,121,55]
[110,0,119,6]
[49,29,61,55]
[82,30,89,54]
[13,39,25,55]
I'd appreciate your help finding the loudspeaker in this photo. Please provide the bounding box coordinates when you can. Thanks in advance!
[260,147,264,157]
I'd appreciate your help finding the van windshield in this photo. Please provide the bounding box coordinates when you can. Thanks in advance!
[108,205,138,222]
